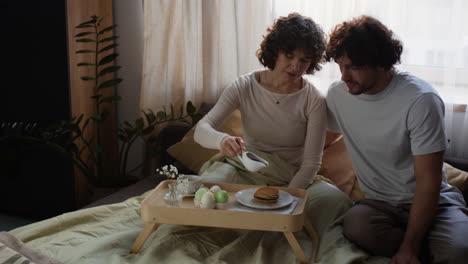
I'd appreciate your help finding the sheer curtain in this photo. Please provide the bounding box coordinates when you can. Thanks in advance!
[141,0,468,160]
[140,0,272,112]
[274,0,468,160]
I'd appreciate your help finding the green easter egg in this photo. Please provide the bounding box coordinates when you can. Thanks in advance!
[214,190,228,203]
[195,188,208,200]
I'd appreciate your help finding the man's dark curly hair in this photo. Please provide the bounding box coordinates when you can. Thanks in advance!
[325,15,403,70]
[256,13,326,75]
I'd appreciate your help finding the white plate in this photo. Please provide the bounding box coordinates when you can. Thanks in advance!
[235,188,293,210]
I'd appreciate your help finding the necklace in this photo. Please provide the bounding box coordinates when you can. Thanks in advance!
[272,93,289,104]
[258,70,297,104]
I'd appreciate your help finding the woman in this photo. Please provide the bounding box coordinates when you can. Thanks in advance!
[195,13,352,240]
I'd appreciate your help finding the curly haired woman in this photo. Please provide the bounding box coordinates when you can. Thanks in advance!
[195,12,352,247]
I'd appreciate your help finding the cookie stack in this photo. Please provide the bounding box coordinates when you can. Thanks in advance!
[253,186,279,204]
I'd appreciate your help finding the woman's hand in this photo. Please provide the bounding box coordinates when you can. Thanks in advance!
[220,136,245,157]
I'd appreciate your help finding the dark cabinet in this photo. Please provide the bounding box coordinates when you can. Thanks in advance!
[0,0,75,220]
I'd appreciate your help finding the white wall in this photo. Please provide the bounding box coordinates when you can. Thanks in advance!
[114,0,144,177]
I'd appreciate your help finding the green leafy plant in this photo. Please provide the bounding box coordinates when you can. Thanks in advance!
[118,102,201,179]
[73,15,122,185]
[1,16,201,188]
[69,16,201,186]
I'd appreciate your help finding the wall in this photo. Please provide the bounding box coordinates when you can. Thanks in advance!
[114,0,145,177]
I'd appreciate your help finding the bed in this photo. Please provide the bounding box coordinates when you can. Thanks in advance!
[4,109,468,264]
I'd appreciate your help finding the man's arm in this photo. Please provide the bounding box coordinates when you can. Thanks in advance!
[392,151,443,264]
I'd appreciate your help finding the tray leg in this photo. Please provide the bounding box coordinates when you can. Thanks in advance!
[130,222,160,253]
[303,219,319,263]
[283,232,309,264]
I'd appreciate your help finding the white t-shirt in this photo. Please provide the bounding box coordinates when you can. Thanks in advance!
[194,70,327,188]
[326,71,464,205]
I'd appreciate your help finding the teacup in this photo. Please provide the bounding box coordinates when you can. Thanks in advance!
[177,175,202,195]
[238,151,269,172]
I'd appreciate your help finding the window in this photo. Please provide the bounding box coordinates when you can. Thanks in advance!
[274,0,468,104]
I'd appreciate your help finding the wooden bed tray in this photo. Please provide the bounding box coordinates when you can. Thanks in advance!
[131,180,319,263]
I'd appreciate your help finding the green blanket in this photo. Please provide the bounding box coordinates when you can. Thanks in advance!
[9,150,390,264]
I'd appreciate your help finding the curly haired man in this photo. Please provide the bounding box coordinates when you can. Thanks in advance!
[325,15,468,264]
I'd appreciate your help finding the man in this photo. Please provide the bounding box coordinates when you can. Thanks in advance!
[325,15,468,264]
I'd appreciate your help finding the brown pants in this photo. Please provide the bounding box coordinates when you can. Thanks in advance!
[343,199,468,263]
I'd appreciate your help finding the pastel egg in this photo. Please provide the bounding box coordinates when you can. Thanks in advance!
[194,188,208,201]
[210,185,222,193]
[214,190,228,203]
[200,191,215,209]
[200,192,215,209]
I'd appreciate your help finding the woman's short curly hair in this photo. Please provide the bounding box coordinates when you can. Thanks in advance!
[325,15,403,70]
[256,13,326,75]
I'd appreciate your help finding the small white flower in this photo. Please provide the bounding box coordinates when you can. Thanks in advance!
[156,164,179,180]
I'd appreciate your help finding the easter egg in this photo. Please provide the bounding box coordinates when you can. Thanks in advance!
[214,190,228,203]
[210,185,222,193]
[200,191,215,209]
[194,188,208,201]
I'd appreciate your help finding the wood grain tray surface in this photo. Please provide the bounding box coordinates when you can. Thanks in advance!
[140,180,308,232]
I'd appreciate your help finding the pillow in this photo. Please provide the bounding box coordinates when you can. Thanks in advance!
[318,137,356,196]
[444,162,468,192]
[348,162,468,201]
[0,232,63,264]
[321,158,468,201]
[0,242,31,264]
[167,110,243,174]
[323,131,342,149]
[349,180,366,201]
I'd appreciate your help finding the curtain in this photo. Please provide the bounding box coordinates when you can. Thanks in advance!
[141,0,468,160]
[140,0,273,112]
[274,0,468,160]
[445,104,468,160]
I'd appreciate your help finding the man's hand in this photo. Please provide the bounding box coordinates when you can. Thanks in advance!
[220,136,245,157]
[391,244,420,264]
[390,151,443,264]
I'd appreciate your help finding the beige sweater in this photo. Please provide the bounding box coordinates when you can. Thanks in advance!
[194,70,327,188]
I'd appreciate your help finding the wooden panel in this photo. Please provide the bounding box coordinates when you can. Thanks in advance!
[67,0,118,207]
